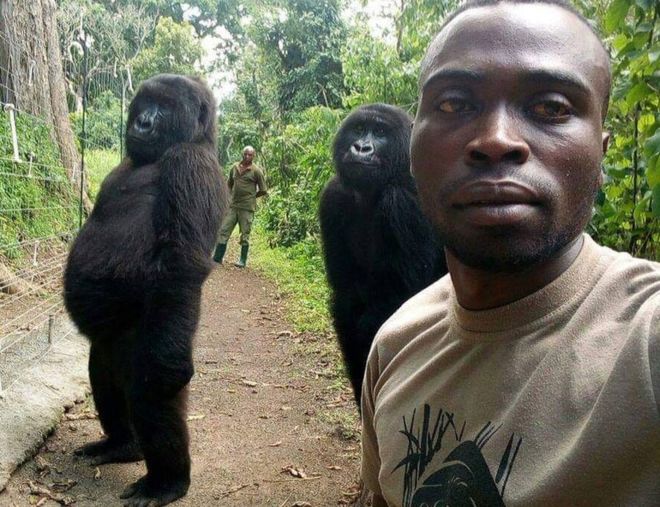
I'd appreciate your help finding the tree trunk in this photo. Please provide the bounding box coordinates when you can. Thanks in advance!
[0,0,91,211]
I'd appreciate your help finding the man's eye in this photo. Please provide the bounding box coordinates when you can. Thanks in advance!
[436,99,473,113]
[530,100,572,119]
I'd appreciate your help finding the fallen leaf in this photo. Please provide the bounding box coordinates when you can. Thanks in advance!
[241,380,258,387]
[64,412,96,421]
[50,480,77,493]
[326,465,342,471]
[219,483,250,498]
[282,466,307,479]
[292,502,312,507]
[34,456,49,473]
[94,467,101,480]
[268,441,282,447]
[27,481,74,505]
[187,414,206,421]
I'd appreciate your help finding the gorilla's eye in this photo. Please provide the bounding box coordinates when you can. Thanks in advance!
[373,126,386,136]
[436,98,474,114]
[354,124,365,135]
[530,99,573,120]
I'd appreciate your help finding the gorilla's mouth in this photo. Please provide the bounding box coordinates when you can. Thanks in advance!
[343,157,382,167]
[127,133,157,145]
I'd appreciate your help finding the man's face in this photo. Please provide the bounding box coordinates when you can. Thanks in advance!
[411,4,610,271]
[243,150,255,163]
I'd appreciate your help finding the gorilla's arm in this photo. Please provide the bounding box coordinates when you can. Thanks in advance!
[133,285,200,399]
[375,184,444,293]
[319,178,359,293]
[153,143,226,273]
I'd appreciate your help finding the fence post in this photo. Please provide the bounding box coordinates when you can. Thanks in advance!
[79,34,88,230]
[4,103,20,162]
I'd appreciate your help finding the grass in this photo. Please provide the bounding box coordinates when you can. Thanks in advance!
[84,148,121,200]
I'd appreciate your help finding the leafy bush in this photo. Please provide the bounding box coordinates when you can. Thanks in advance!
[589,0,659,259]
[71,90,122,151]
[259,106,342,247]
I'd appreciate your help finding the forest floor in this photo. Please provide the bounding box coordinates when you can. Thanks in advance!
[0,261,362,506]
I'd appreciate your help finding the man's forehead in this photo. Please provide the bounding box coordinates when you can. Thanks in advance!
[421,3,609,90]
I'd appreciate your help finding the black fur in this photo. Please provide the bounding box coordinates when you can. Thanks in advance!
[64,74,228,506]
[319,103,447,406]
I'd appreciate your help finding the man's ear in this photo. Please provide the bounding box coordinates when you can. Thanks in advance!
[602,132,610,155]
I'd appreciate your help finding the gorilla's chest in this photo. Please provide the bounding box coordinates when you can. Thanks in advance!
[346,197,384,270]
[92,165,159,225]
[72,165,159,271]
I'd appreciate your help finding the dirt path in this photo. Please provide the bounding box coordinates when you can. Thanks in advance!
[0,264,361,506]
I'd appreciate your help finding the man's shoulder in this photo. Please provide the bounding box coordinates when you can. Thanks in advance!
[592,239,660,304]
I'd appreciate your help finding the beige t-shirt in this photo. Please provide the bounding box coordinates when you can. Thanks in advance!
[361,235,660,507]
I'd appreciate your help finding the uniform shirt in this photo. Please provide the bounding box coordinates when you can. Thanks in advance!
[361,234,660,506]
[228,162,267,211]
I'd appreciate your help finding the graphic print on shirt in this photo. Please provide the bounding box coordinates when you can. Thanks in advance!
[393,404,522,507]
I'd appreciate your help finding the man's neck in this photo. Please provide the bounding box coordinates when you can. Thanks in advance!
[447,235,584,311]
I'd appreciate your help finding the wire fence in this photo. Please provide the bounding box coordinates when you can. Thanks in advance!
[0,16,123,396]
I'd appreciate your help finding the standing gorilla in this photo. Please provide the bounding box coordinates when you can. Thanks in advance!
[320,104,447,406]
[64,74,227,506]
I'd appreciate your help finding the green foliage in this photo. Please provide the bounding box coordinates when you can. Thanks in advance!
[71,91,122,151]
[0,114,78,260]
[259,107,342,246]
[249,0,346,114]
[341,31,418,109]
[132,17,203,84]
[589,0,659,258]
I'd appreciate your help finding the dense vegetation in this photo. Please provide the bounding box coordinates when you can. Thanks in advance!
[2,0,657,322]
[0,115,78,259]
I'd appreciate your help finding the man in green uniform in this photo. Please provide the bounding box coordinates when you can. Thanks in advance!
[213,145,267,267]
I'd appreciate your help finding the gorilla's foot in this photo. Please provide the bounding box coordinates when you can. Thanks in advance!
[75,438,143,465]
[120,474,189,507]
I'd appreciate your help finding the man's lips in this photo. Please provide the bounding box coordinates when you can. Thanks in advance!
[449,180,541,226]
[451,180,540,207]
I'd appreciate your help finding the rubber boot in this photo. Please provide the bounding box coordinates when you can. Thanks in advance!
[213,243,227,263]
[234,244,249,268]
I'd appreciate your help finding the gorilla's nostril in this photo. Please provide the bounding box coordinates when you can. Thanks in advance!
[135,112,155,133]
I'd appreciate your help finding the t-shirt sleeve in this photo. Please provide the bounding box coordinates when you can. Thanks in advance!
[648,304,660,416]
[360,345,383,497]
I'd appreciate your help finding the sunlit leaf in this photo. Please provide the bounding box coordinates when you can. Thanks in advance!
[605,0,631,33]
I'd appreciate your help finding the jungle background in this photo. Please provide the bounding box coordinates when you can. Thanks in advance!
[0,0,658,385]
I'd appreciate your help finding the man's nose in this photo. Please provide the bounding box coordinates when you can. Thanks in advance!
[464,106,530,166]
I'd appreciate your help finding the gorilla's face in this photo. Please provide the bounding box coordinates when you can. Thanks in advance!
[126,74,212,164]
[333,104,412,189]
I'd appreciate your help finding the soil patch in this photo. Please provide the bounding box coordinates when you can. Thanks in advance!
[0,263,360,506]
